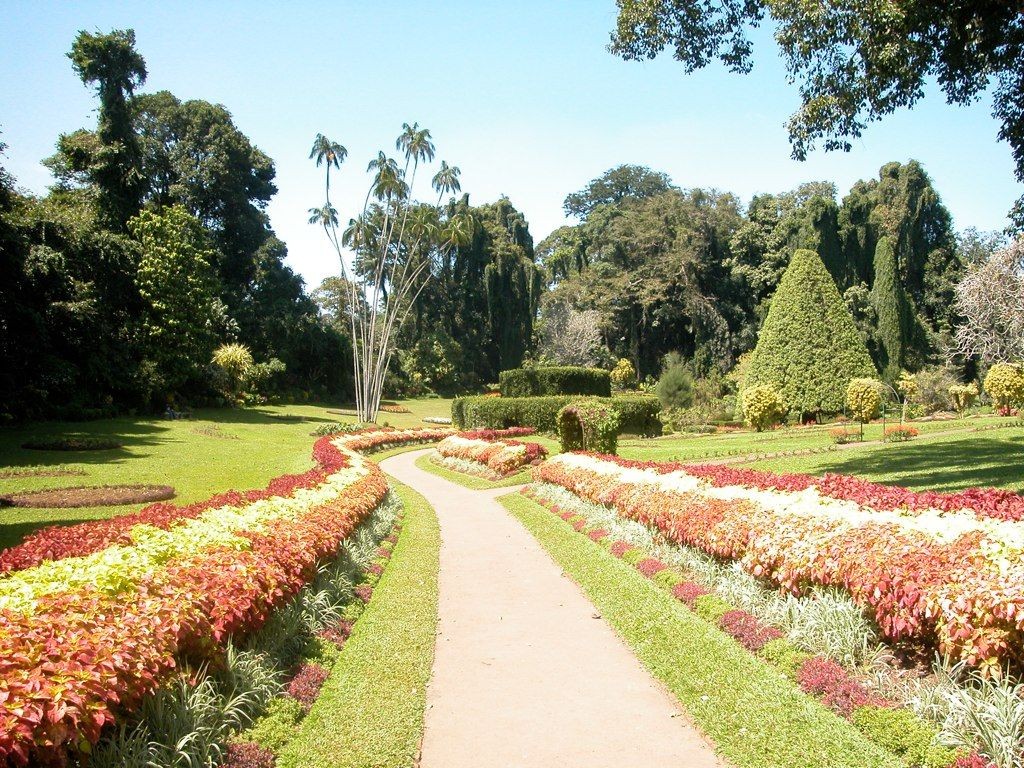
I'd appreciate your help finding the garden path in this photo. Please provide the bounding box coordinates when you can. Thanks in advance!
[380,448,728,768]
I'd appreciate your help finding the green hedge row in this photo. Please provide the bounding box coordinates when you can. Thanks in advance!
[499,366,611,398]
[452,395,661,436]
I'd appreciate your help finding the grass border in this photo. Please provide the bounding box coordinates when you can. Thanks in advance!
[500,491,899,768]
[276,479,440,768]
[414,451,530,490]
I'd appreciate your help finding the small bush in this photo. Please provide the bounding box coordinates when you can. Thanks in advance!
[761,638,811,679]
[829,426,860,444]
[718,609,784,652]
[883,425,918,442]
[222,741,277,768]
[557,400,620,454]
[742,385,784,432]
[984,362,1024,411]
[610,358,637,390]
[286,663,330,710]
[243,697,304,752]
[693,594,733,624]
[655,362,694,409]
[796,657,882,717]
[847,378,882,427]
[910,365,958,414]
[499,366,611,397]
[672,581,710,608]
[948,382,979,417]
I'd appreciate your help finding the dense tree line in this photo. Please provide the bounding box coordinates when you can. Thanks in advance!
[0,30,348,420]
[537,162,976,385]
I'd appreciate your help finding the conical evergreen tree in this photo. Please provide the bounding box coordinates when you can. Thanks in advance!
[869,235,915,379]
[746,248,877,417]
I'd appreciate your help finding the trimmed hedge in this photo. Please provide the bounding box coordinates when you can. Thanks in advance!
[499,367,611,398]
[452,395,660,436]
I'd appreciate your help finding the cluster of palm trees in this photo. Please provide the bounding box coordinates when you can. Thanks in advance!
[308,123,471,422]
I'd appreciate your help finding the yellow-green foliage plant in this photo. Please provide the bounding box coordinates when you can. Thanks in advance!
[212,343,255,401]
[983,362,1024,412]
[948,382,979,418]
[847,378,881,438]
[742,385,785,432]
[610,358,638,390]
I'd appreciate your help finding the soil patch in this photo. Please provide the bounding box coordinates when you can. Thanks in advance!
[21,437,122,452]
[0,467,87,479]
[0,484,175,508]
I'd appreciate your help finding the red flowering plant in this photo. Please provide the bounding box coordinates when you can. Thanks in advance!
[0,427,434,765]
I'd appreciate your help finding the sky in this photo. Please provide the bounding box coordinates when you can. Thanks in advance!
[2,1,1021,291]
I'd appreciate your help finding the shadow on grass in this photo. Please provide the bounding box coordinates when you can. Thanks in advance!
[814,435,1024,492]
[0,419,171,470]
[0,513,109,550]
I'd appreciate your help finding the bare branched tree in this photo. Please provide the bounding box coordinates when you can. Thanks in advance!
[538,300,606,366]
[309,125,470,422]
[953,238,1024,364]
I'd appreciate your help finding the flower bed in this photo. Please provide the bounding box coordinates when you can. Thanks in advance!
[522,484,997,768]
[536,453,1024,671]
[0,427,447,766]
[435,428,547,478]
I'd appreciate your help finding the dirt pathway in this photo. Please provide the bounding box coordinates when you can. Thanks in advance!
[380,449,727,768]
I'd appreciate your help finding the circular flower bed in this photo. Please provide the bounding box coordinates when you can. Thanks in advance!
[21,437,123,451]
[0,484,175,508]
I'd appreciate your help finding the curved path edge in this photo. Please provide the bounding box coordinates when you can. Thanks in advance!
[380,448,728,768]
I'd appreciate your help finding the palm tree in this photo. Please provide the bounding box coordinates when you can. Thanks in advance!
[308,134,347,205]
[432,161,462,205]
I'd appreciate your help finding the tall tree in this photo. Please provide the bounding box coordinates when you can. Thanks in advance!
[563,164,675,219]
[53,29,147,229]
[609,1,1024,227]
[870,236,920,377]
[130,205,219,399]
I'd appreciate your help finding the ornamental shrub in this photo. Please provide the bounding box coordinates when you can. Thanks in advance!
[847,379,882,433]
[983,363,1024,411]
[655,359,694,409]
[557,399,620,454]
[741,385,784,431]
[745,249,876,417]
[883,425,918,442]
[610,358,637,390]
[453,395,660,435]
[499,366,611,397]
[212,344,255,398]
[870,236,919,377]
[948,382,979,417]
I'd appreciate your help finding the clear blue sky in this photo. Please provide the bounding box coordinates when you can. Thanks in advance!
[2,1,1020,290]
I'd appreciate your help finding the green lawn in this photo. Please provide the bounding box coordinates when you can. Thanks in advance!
[748,423,1024,491]
[501,492,898,768]
[620,414,1010,464]
[0,399,452,549]
[277,479,439,768]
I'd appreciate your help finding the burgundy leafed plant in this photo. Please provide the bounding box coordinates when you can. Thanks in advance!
[221,741,276,768]
[287,662,331,710]
[718,609,784,652]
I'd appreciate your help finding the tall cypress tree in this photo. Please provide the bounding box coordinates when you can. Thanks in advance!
[869,236,915,379]
[745,248,876,417]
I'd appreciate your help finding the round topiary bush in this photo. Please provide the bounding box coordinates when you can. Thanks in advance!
[983,363,1024,413]
[741,385,784,432]
[557,400,620,454]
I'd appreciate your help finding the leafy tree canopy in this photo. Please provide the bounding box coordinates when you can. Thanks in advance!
[609,1,1024,228]
[563,164,675,219]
